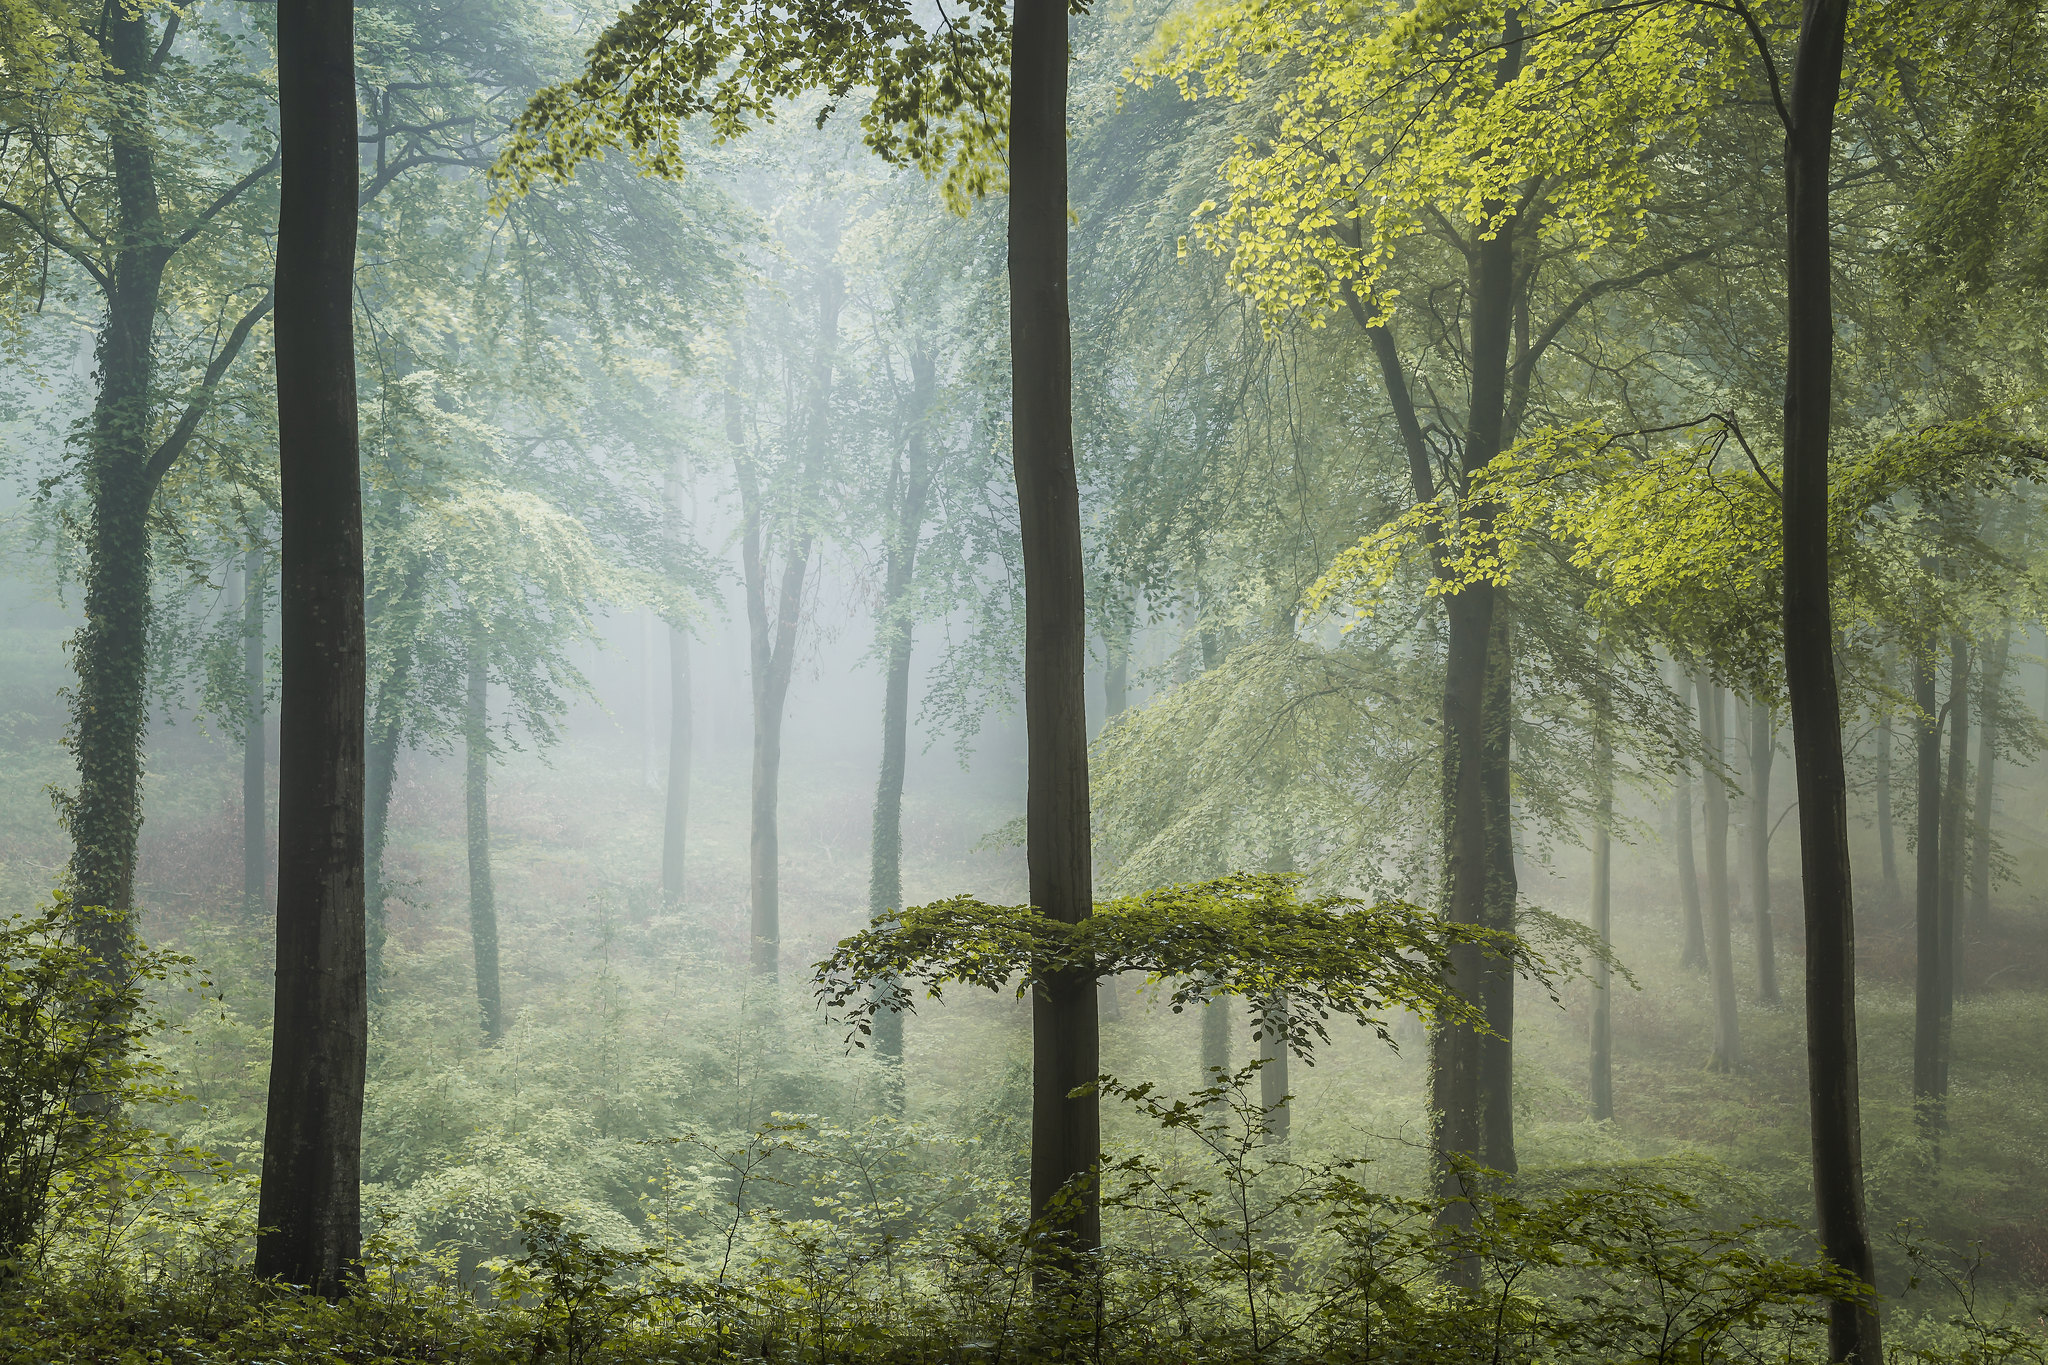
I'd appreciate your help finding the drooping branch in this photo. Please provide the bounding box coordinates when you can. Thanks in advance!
[142,288,276,492]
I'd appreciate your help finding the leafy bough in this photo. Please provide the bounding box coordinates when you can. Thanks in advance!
[814,873,1605,1064]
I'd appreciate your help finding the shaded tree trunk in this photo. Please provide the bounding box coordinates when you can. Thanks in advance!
[1781,2,1883,1353]
[1697,674,1740,1072]
[243,545,267,919]
[1103,627,1129,722]
[1590,726,1613,1122]
[1014,0,1101,1280]
[1201,990,1231,1087]
[255,0,366,1294]
[869,350,935,1073]
[1939,639,1969,1019]
[1969,628,2007,927]
[465,653,502,1044]
[1874,710,1899,911]
[1912,642,1947,1129]
[1671,664,1708,971]
[1747,701,1778,1004]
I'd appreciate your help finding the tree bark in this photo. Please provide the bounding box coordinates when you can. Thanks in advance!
[1781,0,1882,1347]
[1671,664,1708,971]
[465,653,503,1043]
[1874,709,1899,911]
[1747,700,1778,1004]
[869,350,935,1072]
[243,545,267,919]
[1939,638,1969,1019]
[1590,725,1613,1122]
[1911,642,1947,1127]
[1968,627,2007,927]
[1013,0,1101,1279]
[66,5,173,970]
[1697,674,1740,1071]
[255,0,365,1295]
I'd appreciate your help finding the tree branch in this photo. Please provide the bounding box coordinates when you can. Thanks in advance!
[175,153,280,247]
[142,288,274,493]
[0,196,110,291]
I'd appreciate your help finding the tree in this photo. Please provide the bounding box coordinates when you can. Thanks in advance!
[465,645,504,1044]
[255,0,366,1296]
[1745,700,1779,1003]
[1696,674,1740,1072]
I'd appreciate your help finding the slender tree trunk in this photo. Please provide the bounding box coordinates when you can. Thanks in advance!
[869,350,935,1073]
[1671,665,1708,971]
[465,654,502,1043]
[1697,674,1740,1072]
[1747,701,1779,1004]
[1912,643,1947,1128]
[1968,628,2007,927]
[1939,638,1969,1023]
[1103,627,1129,722]
[1590,724,1613,1122]
[1258,993,1290,1143]
[1014,0,1101,1280]
[1478,607,1517,1174]
[243,545,267,919]
[1875,710,1899,911]
[256,0,365,1293]
[734,269,838,979]
[663,628,691,903]
[1201,989,1231,1087]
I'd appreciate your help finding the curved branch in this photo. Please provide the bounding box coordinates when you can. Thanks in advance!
[142,288,274,493]
[0,197,110,291]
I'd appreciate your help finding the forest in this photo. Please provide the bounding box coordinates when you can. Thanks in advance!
[1,0,2045,1360]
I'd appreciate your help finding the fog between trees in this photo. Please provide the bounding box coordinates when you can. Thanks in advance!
[2,0,2048,1360]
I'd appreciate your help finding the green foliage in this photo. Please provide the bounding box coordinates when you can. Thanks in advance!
[817,873,1568,1058]
[0,894,187,1273]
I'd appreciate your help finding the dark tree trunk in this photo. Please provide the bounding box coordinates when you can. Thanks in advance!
[1478,607,1517,1174]
[1939,639,1969,1017]
[869,350,935,1072]
[255,0,365,1295]
[1431,83,1521,1239]
[1747,701,1779,1004]
[1697,675,1740,1071]
[736,271,839,979]
[1874,709,1899,911]
[1590,726,1613,1122]
[662,626,691,903]
[1013,0,1101,1278]
[243,545,268,919]
[1781,0,1882,1347]
[465,654,503,1043]
[67,6,172,969]
[1968,628,2007,926]
[1669,662,1707,970]
[1912,643,1947,1127]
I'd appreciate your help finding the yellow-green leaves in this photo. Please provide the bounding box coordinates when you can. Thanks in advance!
[1135,0,1763,330]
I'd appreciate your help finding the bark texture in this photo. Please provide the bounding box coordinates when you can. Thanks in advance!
[1968,628,2007,926]
[255,0,366,1294]
[1781,0,1883,1350]
[1013,0,1101,1276]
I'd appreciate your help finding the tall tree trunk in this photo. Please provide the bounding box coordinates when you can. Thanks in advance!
[1697,674,1740,1071]
[67,6,173,969]
[1747,700,1779,1004]
[869,350,935,1073]
[1103,626,1129,723]
[465,653,502,1043]
[1874,709,1900,911]
[1478,607,1517,1174]
[1911,642,1947,1128]
[1939,638,1969,1022]
[243,545,268,919]
[1968,628,2007,927]
[1014,0,1101,1280]
[734,268,838,978]
[1671,664,1708,971]
[1783,2,1882,1352]
[1590,723,1613,1122]
[663,628,691,903]
[1201,989,1231,1087]
[256,0,365,1294]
